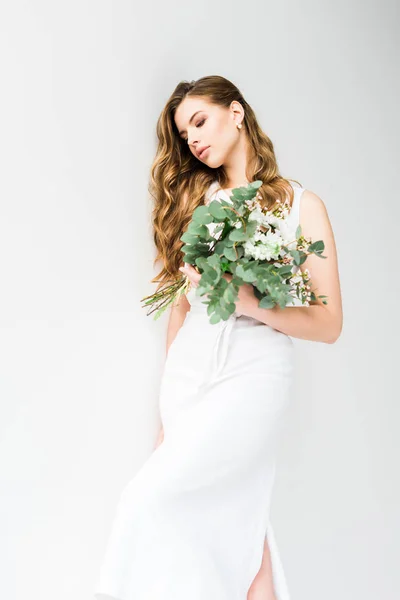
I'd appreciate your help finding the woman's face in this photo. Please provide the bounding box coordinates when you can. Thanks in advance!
[174,96,242,169]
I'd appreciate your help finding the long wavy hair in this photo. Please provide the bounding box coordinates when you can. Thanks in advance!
[149,75,302,291]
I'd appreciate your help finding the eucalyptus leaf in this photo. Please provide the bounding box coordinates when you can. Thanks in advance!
[180,232,200,244]
[308,240,325,253]
[229,228,247,242]
[208,200,228,220]
[192,205,213,223]
[235,265,256,282]
[258,295,276,309]
[187,222,209,237]
[290,249,301,266]
[223,246,238,261]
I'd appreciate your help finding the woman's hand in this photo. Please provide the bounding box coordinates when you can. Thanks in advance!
[178,263,201,287]
[179,264,256,318]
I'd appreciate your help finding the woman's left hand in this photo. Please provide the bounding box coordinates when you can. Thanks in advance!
[179,264,256,317]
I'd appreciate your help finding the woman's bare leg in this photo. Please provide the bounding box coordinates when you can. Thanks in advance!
[154,426,164,450]
[247,537,277,600]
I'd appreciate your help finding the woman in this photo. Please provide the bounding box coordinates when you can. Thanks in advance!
[94,75,343,600]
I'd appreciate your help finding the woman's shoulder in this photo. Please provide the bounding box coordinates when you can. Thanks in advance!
[286,183,330,233]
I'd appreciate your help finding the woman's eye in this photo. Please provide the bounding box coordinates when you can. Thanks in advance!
[184,119,206,143]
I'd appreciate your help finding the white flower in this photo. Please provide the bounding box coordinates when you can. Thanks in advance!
[263,230,283,259]
[277,219,296,248]
[290,271,304,285]
[244,230,284,261]
[248,206,264,224]
[263,212,280,227]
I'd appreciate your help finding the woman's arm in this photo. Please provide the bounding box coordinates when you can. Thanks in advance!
[155,292,191,450]
[166,292,191,354]
[245,189,343,344]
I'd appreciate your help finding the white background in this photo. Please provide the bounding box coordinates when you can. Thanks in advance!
[0,1,399,599]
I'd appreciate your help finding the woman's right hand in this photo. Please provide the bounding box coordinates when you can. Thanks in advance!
[179,263,201,287]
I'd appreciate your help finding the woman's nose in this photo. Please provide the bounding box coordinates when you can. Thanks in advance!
[188,133,199,147]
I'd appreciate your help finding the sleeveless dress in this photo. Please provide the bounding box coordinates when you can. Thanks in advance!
[94,180,306,600]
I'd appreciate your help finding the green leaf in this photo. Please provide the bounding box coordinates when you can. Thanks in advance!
[278,265,293,278]
[214,240,227,254]
[180,232,200,244]
[299,252,308,265]
[223,246,238,261]
[187,222,209,237]
[228,228,247,242]
[220,260,230,271]
[183,248,202,261]
[209,312,221,324]
[223,284,237,304]
[258,295,276,309]
[235,264,256,282]
[308,240,325,253]
[192,205,214,223]
[207,253,221,269]
[226,302,236,315]
[247,180,263,190]
[245,220,258,237]
[290,249,301,266]
[208,200,227,220]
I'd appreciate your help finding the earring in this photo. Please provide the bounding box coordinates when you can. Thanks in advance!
[236,122,242,130]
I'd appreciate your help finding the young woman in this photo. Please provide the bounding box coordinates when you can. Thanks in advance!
[94,75,343,600]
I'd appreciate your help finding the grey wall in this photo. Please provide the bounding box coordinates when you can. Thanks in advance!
[0,1,398,599]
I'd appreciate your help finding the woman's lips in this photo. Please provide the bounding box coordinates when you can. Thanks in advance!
[199,146,210,159]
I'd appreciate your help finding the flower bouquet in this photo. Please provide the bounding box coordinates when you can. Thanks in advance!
[140,181,328,323]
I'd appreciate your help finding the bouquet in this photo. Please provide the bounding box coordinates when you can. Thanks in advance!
[141,181,328,324]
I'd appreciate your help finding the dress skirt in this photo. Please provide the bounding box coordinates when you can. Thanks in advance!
[94,293,295,600]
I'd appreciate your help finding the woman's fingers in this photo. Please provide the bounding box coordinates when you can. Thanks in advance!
[179,267,237,309]
[180,266,234,289]
[179,264,201,287]
[179,266,236,294]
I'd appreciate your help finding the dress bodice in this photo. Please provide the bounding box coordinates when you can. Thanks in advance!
[185,180,306,309]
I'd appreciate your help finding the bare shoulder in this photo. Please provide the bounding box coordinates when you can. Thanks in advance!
[300,188,328,218]
[298,188,336,244]
[298,187,335,258]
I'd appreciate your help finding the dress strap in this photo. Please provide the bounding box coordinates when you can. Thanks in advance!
[286,182,303,231]
[204,180,220,205]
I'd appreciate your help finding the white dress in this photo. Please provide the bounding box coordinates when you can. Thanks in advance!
[94,180,306,600]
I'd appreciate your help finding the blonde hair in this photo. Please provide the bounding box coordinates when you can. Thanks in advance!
[148,75,302,291]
